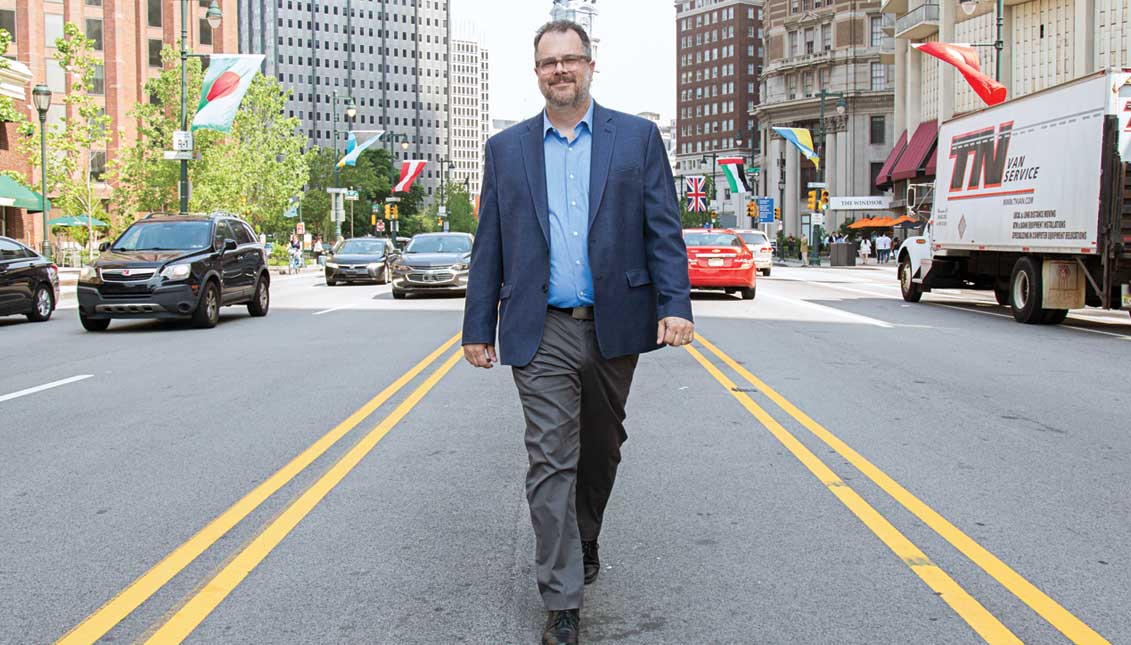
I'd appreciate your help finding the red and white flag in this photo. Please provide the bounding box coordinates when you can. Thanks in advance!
[394,160,427,193]
[912,42,1006,106]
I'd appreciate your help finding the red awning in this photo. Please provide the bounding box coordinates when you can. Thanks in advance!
[924,144,937,176]
[891,120,938,181]
[874,130,907,190]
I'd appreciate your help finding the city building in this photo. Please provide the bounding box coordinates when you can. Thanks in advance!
[877,0,1130,219]
[237,0,452,197]
[674,0,764,228]
[637,111,679,173]
[490,118,519,138]
[550,0,599,61]
[0,0,237,250]
[755,0,896,237]
[449,37,489,198]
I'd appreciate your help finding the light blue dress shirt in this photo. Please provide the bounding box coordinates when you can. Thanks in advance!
[543,101,595,308]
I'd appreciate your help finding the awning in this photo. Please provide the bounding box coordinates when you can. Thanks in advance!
[925,145,937,176]
[48,215,108,227]
[0,175,51,212]
[874,130,908,190]
[891,120,938,181]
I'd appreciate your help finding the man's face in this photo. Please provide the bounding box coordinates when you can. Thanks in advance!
[534,30,594,110]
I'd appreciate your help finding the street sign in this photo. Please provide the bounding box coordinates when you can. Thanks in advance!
[812,212,826,228]
[807,181,828,189]
[172,130,193,152]
[162,151,197,161]
[829,196,891,210]
[326,187,349,194]
[756,196,775,223]
[376,220,386,232]
[295,222,305,236]
[437,206,447,217]
[384,196,401,203]
[344,190,359,201]
[371,203,380,214]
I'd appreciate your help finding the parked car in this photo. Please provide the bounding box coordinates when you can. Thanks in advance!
[733,229,774,276]
[76,212,270,331]
[324,237,398,286]
[0,236,59,323]
[391,232,474,299]
[684,228,757,300]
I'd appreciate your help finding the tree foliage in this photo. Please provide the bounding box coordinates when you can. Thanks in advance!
[422,181,477,234]
[0,29,28,126]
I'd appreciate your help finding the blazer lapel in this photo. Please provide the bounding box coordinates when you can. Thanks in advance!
[520,118,550,246]
[588,103,615,231]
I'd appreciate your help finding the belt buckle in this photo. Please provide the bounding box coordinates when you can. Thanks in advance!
[571,307,593,320]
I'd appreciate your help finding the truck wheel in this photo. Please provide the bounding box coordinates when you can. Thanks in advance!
[1041,308,1068,325]
[899,258,922,303]
[1010,257,1045,324]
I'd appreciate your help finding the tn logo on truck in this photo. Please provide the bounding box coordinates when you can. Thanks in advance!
[948,121,1012,192]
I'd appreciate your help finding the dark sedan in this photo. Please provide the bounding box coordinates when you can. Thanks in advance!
[324,237,398,286]
[0,236,59,323]
[391,232,473,299]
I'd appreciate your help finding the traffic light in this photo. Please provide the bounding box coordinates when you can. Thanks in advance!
[806,189,817,211]
[746,201,756,220]
[774,207,781,220]
[819,190,830,211]
[384,203,391,219]
[391,205,399,220]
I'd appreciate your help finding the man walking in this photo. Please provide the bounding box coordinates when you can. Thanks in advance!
[462,20,693,645]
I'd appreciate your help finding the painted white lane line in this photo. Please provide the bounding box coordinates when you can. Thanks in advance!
[313,305,352,316]
[0,374,94,404]
[932,303,1131,340]
[758,291,895,328]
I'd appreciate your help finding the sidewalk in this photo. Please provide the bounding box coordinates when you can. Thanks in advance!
[776,257,896,269]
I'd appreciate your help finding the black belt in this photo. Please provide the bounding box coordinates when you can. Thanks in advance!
[548,305,594,320]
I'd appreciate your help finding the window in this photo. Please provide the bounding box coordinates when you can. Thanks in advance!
[802,71,812,96]
[870,16,884,47]
[804,28,814,54]
[822,24,832,50]
[870,63,887,90]
[86,19,103,51]
[90,151,106,182]
[786,75,797,99]
[148,39,163,67]
[870,162,885,195]
[0,10,15,39]
[199,18,212,45]
[870,115,885,144]
[45,13,64,46]
[147,0,162,28]
[86,0,102,4]
[233,222,255,245]
[788,31,798,57]
[0,238,32,260]
[92,63,105,95]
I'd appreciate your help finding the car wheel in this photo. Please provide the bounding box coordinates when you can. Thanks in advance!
[80,313,110,331]
[740,287,757,300]
[26,284,54,322]
[392,287,406,299]
[247,275,269,317]
[326,277,336,286]
[192,280,220,328]
[761,267,771,277]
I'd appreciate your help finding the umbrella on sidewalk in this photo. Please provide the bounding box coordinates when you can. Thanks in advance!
[47,215,109,227]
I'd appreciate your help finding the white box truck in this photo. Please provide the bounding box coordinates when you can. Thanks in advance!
[897,68,1131,324]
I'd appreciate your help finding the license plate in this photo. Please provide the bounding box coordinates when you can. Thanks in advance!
[708,258,724,267]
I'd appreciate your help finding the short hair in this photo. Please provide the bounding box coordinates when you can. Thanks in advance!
[533,20,592,59]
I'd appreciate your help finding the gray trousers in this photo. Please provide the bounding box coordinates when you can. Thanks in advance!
[512,310,638,610]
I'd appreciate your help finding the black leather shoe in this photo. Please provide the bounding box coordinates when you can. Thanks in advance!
[542,609,580,645]
[582,540,599,585]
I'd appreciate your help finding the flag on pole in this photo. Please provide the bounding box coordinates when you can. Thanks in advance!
[772,127,819,171]
[345,131,357,155]
[394,160,428,193]
[718,157,750,194]
[338,131,385,168]
[912,42,1006,106]
[191,54,265,132]
[685,175,707,212]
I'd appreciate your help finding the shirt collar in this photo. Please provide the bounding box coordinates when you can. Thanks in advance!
[543,100,595,138]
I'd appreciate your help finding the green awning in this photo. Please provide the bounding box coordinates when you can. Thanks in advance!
[0,174,51,212]
[48,215,108,227]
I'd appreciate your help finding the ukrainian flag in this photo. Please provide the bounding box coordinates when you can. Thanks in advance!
[772,127,819,172]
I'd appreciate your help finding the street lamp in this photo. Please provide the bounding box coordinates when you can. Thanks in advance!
[179,0,221,216]
[957,0,1005,80]
[330,90,357,241]
[32,84,51,259]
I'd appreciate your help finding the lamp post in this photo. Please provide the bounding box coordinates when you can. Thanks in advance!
[959,0,1005,80]
[329,89,357,241]
[812,89,847,265]
[701,151,721,224]
[777,157,785,258]
[437,157,453,231]
[383,131,411,185]
[178,0,223,216]
[734,131,760,228]
[32,85,52,259]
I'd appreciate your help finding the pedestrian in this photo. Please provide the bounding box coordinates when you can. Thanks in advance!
[288,234,302,274]
[800,235,809,265]
[461,20,693,645]
[859,236,872,265]
[312,236,325,266]
[876,232,891,263]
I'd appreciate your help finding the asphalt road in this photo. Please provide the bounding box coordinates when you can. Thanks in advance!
[1,265,1128,644]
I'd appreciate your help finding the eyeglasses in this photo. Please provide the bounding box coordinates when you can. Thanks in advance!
[535,55,591,75]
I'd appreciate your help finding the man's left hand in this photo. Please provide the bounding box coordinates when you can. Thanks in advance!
[657,316,695,347]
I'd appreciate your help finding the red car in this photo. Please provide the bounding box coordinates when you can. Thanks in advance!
[683,228,757,300]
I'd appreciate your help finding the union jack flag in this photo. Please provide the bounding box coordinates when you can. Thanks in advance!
[685,175,706,212]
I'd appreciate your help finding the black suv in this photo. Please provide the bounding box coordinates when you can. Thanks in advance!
[0,236,59,323]
[77,213,269,331]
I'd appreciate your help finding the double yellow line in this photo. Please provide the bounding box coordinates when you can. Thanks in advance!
[686,334,1110,644]
[59,333,465,645]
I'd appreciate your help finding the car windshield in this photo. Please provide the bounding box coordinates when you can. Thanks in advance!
[406,236,471,254]
[683,232,744,248]
[337,240,387,255]
[737,232,769,245]
[112,221,212,251]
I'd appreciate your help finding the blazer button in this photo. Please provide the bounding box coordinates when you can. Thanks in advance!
[541,284,548,293]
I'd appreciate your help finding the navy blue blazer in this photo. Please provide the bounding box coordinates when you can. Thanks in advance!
[462,102,692,367]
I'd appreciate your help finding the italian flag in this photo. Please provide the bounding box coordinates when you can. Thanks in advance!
[719,157,750,194]
[394,160,427,193]
[191,54,265,133]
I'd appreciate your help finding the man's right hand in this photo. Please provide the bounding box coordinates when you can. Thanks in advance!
[463,343,497,369]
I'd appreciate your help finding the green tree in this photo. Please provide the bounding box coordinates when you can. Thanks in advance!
[423,181,477,234]
[17,23,112,255]
[0,29,28,128]
[110,43,307,237]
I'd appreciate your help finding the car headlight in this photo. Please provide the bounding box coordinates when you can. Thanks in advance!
[80,266,98,281]
[325,262,339,269]
[160,263,192,280]
[450,263,469,271]
[394,262,410,272]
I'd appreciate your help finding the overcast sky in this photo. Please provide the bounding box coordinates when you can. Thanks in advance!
[450,0,677,124]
